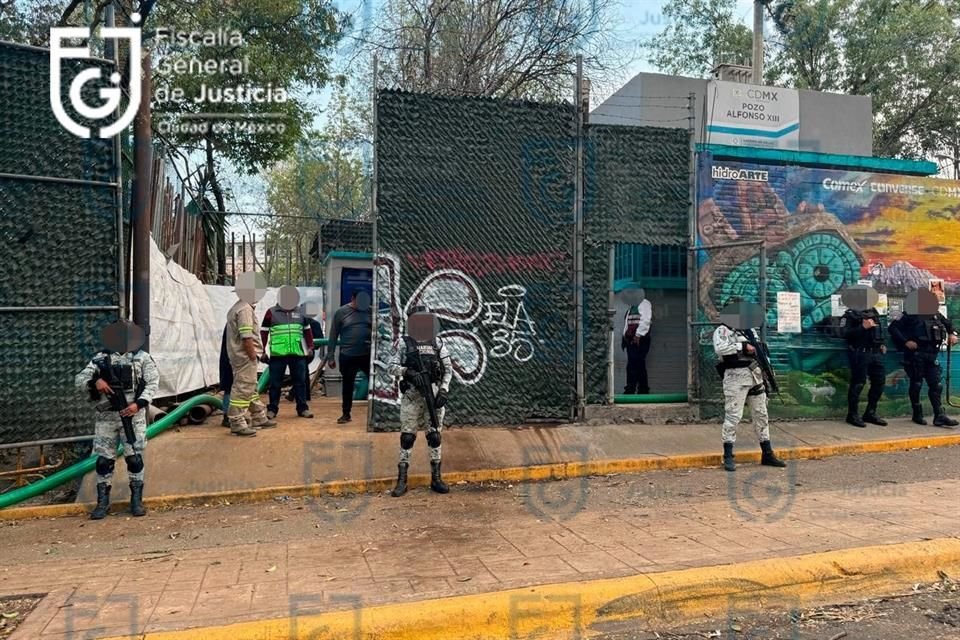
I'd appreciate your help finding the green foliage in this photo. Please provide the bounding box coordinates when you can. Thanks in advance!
[261,83,369,284]
[645,0,960,161]
[642,0,754,77]
[150,0,346,173]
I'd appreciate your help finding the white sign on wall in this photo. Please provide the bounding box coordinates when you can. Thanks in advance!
[776,291,802,333]
[706,81,800,150]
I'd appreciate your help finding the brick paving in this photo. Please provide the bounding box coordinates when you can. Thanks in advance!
[4,471,960,638]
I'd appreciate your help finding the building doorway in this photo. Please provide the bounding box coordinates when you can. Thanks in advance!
[613,243,688,396]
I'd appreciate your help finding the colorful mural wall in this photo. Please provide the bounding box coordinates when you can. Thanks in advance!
[697,156,960,418]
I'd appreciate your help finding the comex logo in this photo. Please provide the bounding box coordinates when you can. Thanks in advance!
[50,13,142,138]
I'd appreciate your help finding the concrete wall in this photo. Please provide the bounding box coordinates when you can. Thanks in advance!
[591,72,873,157]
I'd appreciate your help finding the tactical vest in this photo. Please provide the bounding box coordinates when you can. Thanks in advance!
[268,307,306,356]
[402,336,443,383]
[842,308,883,347]
[624,305,644,339]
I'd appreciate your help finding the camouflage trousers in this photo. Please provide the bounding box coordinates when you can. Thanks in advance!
[93,410,147,485]
[721,367,770,444]
[399,385,445,463]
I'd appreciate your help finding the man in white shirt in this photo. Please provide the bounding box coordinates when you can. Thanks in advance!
[622,290,652,394]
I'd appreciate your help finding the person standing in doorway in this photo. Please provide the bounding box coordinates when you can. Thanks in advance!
[326,290,373,424]
[622,289,652,394]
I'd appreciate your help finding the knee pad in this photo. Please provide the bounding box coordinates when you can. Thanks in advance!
[125,454,144,474]
[426,431,441,448]
[400,432,416,450]
[95,456,115,476]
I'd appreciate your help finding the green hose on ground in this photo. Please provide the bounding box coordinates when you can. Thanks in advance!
[0,370,269,510]
[614,393,688,404]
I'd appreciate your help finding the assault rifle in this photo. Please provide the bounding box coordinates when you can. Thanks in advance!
[408,344,441,433]
[740,328,783,403]
[93,357,137,447]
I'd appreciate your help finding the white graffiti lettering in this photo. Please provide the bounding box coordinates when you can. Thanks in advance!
[481,285,539,363]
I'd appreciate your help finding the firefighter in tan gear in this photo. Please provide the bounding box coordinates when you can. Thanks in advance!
[225,271,277,436]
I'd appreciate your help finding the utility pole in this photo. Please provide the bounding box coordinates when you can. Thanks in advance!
[131,51,153,350]
[752,0,764,84]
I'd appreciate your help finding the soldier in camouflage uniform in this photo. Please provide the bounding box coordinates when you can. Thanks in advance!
[386,306,453,497]
[76,320,159,519]
[713,301,787,472]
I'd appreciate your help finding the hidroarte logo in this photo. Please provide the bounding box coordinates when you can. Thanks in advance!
[50,13,142,139]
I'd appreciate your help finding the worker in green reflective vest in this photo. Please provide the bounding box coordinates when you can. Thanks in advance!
[261,285,315,420]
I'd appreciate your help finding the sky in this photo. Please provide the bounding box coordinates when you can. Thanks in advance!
[224,0,759,232]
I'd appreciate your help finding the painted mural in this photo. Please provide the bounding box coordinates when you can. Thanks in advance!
[697,157,960,417]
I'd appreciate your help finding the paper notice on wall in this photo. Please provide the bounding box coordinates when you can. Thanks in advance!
[831,294,848,317]
[940,304,949,318]
[857,279,873,287]
[877,294,889,316]
[930,278,946,304]
[888,297,904,319]
[777,291,802,333]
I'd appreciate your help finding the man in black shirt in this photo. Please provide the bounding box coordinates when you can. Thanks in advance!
[326,290,373,424]
[889,288,959,427]
[839,286,887,428]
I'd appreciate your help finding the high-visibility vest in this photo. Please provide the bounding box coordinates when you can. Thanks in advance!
[268,307,306,356]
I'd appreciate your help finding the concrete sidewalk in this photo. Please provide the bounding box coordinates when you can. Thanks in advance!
[66,396,960,506]
[4,456,960,639]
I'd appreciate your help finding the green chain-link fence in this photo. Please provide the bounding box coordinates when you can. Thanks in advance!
[0,41,121,444]
[371,90,691,427]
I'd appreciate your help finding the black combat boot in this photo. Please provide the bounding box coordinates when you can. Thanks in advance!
[862,406,887,426]
[90,483,111,520]
[933,409,959,427]
[390,462,409,497]
[430,460,449,494]
[912,404,927,425]
[846,413,866,427]
[846,384,865,427]
[760,441,787,468]
[129,481,146,517]
[722,442,736,472]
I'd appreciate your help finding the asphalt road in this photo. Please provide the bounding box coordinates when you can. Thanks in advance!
[592,577,960,639]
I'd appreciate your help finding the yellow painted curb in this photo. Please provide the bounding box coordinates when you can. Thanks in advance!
[4,432,960,521]
[100,537,960,640]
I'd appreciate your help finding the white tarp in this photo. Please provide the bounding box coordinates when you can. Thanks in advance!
[148,237,324,399]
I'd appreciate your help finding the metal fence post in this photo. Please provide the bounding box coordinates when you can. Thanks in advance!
[686,92,699,417]
[574,55,585,419]
[367,54,380,430]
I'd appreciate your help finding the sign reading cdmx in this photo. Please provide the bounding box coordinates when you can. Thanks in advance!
[50,13,143,139]
[706,80,800,150]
